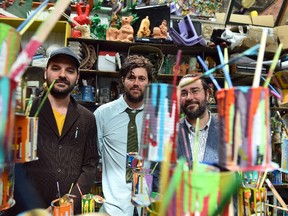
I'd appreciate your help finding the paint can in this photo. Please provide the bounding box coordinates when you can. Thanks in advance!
[51,197,74,216]
[13,114,38,162]
[81,194,95,213]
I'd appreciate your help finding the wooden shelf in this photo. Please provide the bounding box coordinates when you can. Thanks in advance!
[80,69,121,78]
[0,17,71,46]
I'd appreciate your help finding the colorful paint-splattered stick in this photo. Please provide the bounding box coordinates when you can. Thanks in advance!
[252,29,268,87]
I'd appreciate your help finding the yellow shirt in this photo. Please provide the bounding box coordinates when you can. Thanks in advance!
[52,108,66,136]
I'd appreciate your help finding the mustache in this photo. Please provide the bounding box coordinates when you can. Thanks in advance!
[55,79,70,85]
[185,101,199,106]
[130,87,141,91]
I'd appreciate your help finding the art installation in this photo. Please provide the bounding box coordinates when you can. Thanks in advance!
[1,0,287,215]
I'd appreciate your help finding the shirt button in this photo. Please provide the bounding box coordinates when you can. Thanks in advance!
[57,168,61,173]
[59,145,62,149]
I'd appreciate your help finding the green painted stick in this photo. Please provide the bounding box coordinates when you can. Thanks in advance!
[263,43,283,88]
[34,80,55,117]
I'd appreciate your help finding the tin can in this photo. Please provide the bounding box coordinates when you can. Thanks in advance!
[13,114,38,162]
[126,152,142,169]
[81,194,95,213]
[51,197,74,216]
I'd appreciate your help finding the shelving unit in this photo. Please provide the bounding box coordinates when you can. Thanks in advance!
[69,38,272,106]
[0,17,71,48]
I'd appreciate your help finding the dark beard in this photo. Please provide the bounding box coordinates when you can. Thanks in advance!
[181,100,208,120]
[125,91,144,103]
[47,79,75,99]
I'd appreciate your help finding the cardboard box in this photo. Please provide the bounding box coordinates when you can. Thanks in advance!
[242,26,278,52]
[215,13,274,27]
[251,15,274,27]
[276,25,288,49]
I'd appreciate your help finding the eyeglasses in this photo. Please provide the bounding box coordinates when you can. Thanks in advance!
[181,88,203,98]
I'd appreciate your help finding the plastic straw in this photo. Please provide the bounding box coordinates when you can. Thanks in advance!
[180,45,260,88]
[16,0,49,34]
[216,45,233,88]
[197,56,221,91]
[252,28,268,87]
[263,43,283,88]
[34,79,56,117]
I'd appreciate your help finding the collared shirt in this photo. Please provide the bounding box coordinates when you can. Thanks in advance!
[185,112,212,162]
[94,95,144,216]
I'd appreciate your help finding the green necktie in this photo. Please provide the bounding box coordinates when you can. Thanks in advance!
[126,108,140,183]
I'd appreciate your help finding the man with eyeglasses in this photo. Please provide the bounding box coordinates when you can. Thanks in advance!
[152,74,219,192]
[177,74,219,165]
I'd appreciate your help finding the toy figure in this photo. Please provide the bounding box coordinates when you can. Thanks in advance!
[137,16,151,38]
[109,0,122,28]
[73,3,92,26]
[72,3,92,38]
[106,27,118,41]
[152,20,167,39]
[116,15,134,42]
[72,24,91,38]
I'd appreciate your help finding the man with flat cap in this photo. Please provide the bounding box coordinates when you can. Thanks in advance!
[8,47,98,215]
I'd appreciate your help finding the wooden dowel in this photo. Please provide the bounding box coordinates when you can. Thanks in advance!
[265,179,287,209]
[265,203,288,212]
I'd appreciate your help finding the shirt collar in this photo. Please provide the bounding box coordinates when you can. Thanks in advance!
[118,94,144,114]
[185,111,212,132]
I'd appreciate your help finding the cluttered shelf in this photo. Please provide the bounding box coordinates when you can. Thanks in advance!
[68,37,267,56]
[79,70,272,86]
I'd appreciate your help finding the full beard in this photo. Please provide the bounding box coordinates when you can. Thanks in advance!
[47,79,75,99]
[125,88,144,103]
[181,100,208,120]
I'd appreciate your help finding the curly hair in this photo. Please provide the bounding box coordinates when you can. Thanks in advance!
[120,55,153,82]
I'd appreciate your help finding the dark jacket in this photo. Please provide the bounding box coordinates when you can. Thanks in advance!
[177,114,219,165]
[12,95,98,214]
[152,114,219,192]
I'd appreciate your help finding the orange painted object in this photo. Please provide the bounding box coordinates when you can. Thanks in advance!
[216,87,276,171]
[51,198,74,216]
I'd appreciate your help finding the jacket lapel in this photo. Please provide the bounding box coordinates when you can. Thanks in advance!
[178,118,193,162]
[60,100,79,141]
[39,98,59,137]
